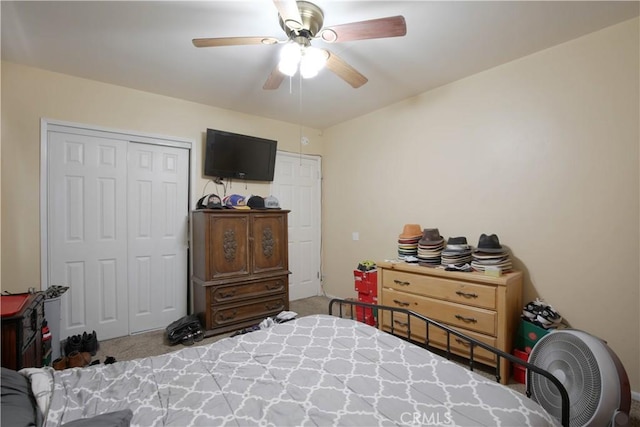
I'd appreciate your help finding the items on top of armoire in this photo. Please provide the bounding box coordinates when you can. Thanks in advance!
[196,193,281,210]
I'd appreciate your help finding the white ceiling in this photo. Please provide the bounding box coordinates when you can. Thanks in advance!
[2,1,638,129]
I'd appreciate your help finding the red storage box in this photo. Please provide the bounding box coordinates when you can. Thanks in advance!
[356,305,376,326]
[512,349,529,384]
[1,294,31,318]
[357,293,377,304]
[354,270,377,296]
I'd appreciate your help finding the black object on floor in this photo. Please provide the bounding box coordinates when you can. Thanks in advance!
[82,330,99,355]
[64,335,82,356]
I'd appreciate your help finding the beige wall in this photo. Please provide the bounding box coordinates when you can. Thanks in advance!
[0,62,323,292]
[322,18,640,390]
[1,17,639,392]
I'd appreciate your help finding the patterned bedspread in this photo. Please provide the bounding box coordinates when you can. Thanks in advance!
[42,314,559,426]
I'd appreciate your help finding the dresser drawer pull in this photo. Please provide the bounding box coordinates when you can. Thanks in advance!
[266,302,283,311]
[218,310,238,321]
[392,299,410,307]
[455,290,478,299]
[455,338,471,347]
[265,282,282,291]
[455,314,477,323]
[218,289,237,299]
[393,279,411,286]
[393,320,409,328]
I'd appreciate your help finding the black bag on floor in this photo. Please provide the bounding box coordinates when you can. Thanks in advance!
[166,315,204,346]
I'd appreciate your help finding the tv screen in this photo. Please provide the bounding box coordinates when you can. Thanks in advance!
[204,129,277,181]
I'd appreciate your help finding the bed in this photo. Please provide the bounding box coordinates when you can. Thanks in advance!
[4,301,567,427]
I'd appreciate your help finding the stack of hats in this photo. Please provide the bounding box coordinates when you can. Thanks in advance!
[416,228,444,267]
[440,236,473,267]
[397,224,422,260]
[471,233,512,272]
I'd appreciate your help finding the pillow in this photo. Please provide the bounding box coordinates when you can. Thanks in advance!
[61,409,133,427]
[1,367,42,427]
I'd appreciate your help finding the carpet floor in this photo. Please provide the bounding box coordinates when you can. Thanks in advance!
[92,295,638,426]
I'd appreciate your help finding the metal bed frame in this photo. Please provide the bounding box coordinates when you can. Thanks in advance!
[328,298,570,427]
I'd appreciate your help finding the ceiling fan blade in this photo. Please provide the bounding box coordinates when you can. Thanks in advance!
[192,36,279,48]
[273,0,303,31]
[320,15,406,43]
[263,67,286,90]
[324,50,368,88]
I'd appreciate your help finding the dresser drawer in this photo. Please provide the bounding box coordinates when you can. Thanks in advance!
[210,295,286,328]
[382,270,496,310]
[210,276,288,303]
[381,313,497,363]
[383,288,496,336]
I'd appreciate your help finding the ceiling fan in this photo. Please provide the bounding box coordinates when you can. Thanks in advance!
[192,0,406,89]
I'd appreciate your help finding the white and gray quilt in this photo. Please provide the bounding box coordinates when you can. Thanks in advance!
[39,314,559,426]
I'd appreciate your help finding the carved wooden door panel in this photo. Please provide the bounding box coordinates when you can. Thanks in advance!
[251,213,288,275]
[207,215,250,280]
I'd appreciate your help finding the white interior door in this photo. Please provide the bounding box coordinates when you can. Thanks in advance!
[128,142,189,334]
[48,132,130,340]
[271,152,321,300]
[46,124,191,341]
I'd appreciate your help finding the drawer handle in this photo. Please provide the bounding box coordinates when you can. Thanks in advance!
[393,320,409,328]
[266,282,282,291]
[455,314,477,324]
[392,299,410,307]
[455,290,478,299]
[455,338,471,347]
[219,310,238,321]
[266,302,283,311]
[393,279,411,286]
[219,289,237,299]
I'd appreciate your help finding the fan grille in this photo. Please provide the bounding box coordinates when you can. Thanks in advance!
[529,332,602,426]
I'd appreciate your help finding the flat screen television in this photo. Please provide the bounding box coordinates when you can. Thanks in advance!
[204,129,277,181]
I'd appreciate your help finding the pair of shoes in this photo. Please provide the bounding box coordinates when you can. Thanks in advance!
[52,351,92,370]
[522,298,562,329]
[82,331,99,355]
[64,335,82,356]
[64,331,99,356]
[104,356,117,365]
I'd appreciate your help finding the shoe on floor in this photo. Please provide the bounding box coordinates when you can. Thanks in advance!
[64,335,82,356]
[82,330,99,355]
[67,351,91,368]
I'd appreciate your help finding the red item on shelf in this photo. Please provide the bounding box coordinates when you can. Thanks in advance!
[0,294,31,318]
[354,270,377,296]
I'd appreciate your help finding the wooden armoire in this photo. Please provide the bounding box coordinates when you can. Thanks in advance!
[191,209,290,336]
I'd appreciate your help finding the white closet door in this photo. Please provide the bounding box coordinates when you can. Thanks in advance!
[48,132,129,340]
[127,142,189,333]
[271,152,322,300]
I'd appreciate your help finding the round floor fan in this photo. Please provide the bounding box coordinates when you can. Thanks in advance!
[528,329,631,426]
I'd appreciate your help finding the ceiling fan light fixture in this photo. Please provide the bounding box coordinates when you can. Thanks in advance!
[300,46,327,78]
[278,42,302,76]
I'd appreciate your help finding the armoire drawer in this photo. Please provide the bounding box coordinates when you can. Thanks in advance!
[210,276,288,304]
[382,270,496,310]
[210,295,287,328]
[383,288,496,336]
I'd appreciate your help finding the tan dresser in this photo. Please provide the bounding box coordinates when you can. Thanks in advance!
[376,261,522,384]
[192,209,290,336]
